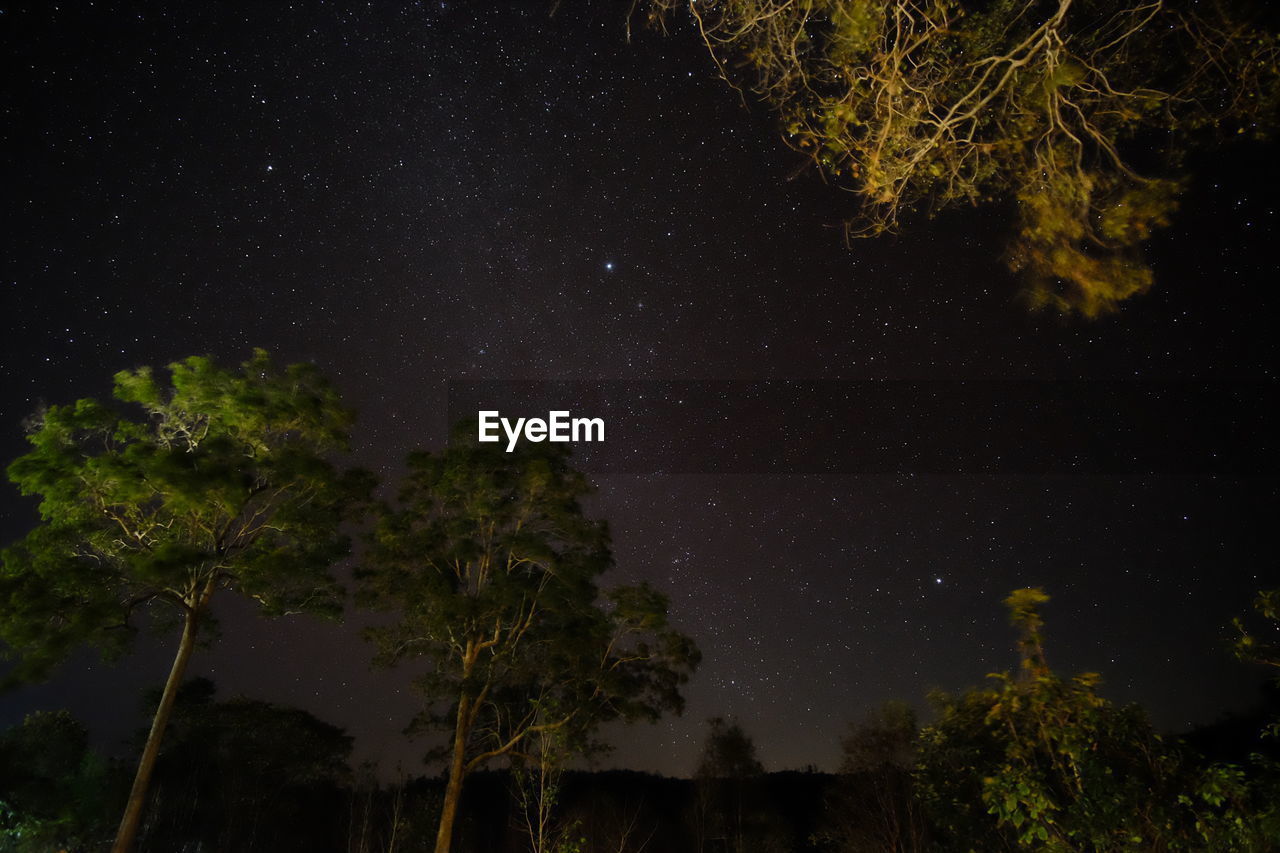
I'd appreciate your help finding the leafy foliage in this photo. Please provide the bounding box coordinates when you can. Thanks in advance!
[0,349,370,684]
[1235,588,1280,745]
[0,710,118,852]
[1236,588,1280,672]
[916,590,1276,850]
[647,0,1280,314]
[509,698,586,853]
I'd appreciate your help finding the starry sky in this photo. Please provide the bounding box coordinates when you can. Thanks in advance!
[1,1,1277,777]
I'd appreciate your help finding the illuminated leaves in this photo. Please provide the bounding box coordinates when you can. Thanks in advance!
[916,589,1275,849]
[0,351,368,685]
[650,0,1279,314]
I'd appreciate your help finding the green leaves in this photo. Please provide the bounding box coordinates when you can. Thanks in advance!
[1234,588,1280,672]
[0,350,370,685]
[359,428,698,767]
[0,525,137,687]
[917,589,1276,851]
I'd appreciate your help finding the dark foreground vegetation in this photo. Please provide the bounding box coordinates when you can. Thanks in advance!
[2,668,1278,852]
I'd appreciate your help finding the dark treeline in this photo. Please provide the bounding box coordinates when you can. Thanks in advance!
[2,666,1280,845]
[2,676,1278,853]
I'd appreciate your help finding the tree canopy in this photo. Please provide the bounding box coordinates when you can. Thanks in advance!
[695,717,765,781]
[1236,588,1280,672]
[647,0,1280,315]
[358,427,699,853]
[139,678,353,852]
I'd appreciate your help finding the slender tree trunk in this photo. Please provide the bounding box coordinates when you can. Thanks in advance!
[434,694,472,853]
[360,788,372,853]
[387,779,404,853]
[111,605,201,853]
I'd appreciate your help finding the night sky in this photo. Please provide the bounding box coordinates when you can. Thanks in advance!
[1,1,1276,777]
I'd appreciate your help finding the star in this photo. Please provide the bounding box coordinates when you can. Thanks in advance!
[2,0,1272,786]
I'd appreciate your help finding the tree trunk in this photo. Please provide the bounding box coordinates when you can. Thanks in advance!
[434,694,472,853]
[387,780,404,853]
[111,605,201,853]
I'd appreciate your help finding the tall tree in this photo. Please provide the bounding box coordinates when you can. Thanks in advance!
[0,350,371,853]
[508,698,580,853]
[646,0,1279,314]
[358,430,699,853]
[819,701,927,853]
[692,717,784,853]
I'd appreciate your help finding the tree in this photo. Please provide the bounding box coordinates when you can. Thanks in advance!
[0,710,116,852]
[138,677,353,852]
[818,701,927,853]
[358,429,699,853]
[691,717,785,853]
[0,350,371,853]
[916,588,1272,850]
[695,717,765,782]
[509,699,583,853]
[646,0,1279,315]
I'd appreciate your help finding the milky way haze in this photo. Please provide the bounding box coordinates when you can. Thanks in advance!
[2,1,1276,776]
